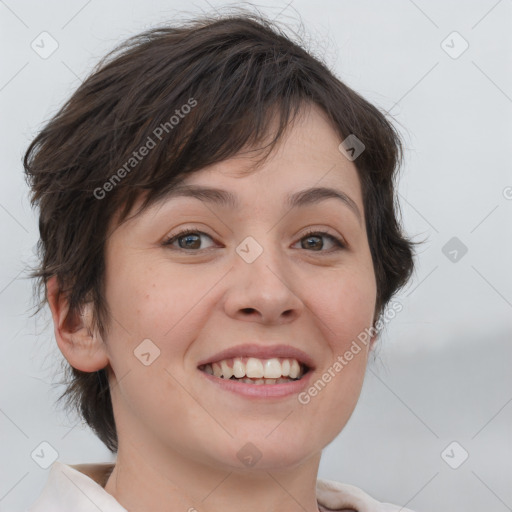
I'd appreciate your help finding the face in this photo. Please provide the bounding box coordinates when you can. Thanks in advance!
[99,104,377,471]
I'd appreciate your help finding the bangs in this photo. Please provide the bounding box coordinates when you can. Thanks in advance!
[91,24,326,227]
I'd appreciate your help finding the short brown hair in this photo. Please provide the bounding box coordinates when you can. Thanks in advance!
[23,9,418,453]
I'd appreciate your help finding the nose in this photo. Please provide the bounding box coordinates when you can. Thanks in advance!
[222,237,304,325]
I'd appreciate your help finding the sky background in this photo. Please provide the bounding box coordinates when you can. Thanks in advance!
[1,1,511,511]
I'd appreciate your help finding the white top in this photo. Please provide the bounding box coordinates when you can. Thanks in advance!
[27,460,416,512]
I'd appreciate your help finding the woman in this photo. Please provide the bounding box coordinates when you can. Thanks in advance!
[24,9,418,512]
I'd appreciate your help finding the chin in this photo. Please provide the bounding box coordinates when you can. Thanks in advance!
[215,435,320,472]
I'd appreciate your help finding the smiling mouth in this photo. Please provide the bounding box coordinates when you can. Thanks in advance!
[198,356,310,385]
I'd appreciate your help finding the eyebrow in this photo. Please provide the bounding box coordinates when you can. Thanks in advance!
[161,184,362,225]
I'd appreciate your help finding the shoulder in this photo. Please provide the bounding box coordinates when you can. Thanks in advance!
[316,478,417,512]
[27,460,124,512]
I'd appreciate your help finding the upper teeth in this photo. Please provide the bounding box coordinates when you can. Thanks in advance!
[203,357,304,379]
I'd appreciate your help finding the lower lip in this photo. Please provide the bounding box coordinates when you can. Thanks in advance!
[198,369,314,399]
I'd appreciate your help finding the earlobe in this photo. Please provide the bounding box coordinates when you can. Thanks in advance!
[46,276,110,372]
[369,333,379,351]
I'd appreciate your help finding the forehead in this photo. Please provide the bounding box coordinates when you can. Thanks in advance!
[121,104,364,227]
[177,106,357,198]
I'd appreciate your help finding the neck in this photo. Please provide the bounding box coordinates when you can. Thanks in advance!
[104,438,322,512]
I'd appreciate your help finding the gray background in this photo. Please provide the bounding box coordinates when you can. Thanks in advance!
[1,1,511,511]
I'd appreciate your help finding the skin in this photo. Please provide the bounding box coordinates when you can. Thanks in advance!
[47,103,379,512]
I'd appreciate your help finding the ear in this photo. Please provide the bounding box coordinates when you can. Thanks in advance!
[368,315,381,352]
[369,330,379,351]
[46,275,109,372]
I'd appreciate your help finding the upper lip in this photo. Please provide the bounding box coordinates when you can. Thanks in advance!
[197,343,316,370]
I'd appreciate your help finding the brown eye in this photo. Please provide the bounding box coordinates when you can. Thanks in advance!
[296,230,345,252]
[301,234,323,250]
[163,229,215,251]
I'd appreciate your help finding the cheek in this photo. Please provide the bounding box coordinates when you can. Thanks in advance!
[297,273,374,444]
[103,257,225,388]
[298,265,375,420]
[306,264,377,351]
[104,255,202,336]
[103,257,207,437]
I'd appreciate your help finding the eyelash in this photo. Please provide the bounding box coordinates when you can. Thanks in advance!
[162,227,346,253]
